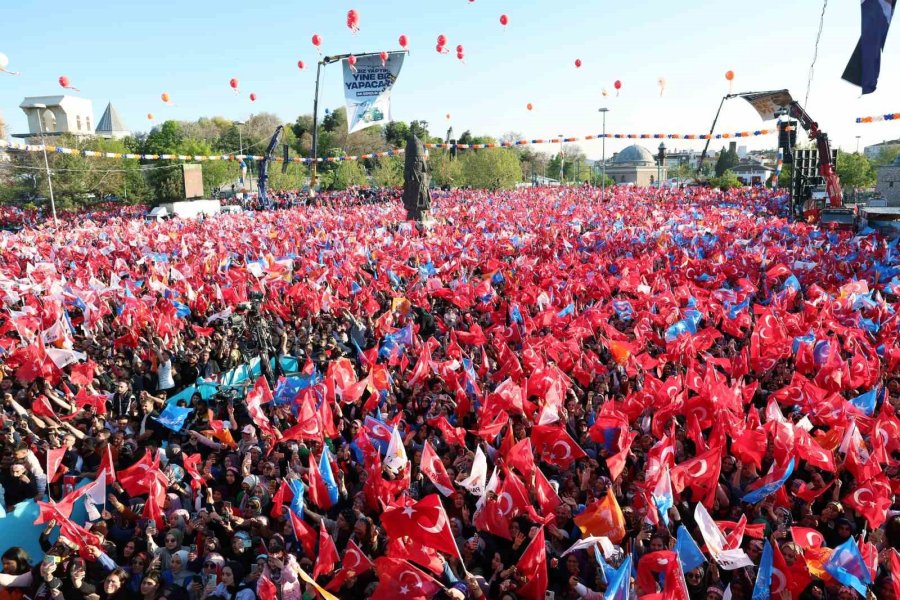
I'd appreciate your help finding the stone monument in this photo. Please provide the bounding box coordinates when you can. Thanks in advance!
[402,133,432,222]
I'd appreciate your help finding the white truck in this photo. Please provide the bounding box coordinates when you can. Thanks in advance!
[147,199,222,221]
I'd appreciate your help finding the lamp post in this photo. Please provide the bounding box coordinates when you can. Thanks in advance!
[235,121,246,196]
[31,104,58,225]
[558,135,565,185]
[855,136,861,154]
[598,108,609,200]
[657,142,667,190]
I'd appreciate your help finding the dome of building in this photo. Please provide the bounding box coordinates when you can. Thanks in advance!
[612,144,655,165]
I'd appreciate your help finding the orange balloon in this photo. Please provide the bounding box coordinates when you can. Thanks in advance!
[725,70,734,81]
[147,113,154,120]
[526,103,533,111]
[161,92,170,103]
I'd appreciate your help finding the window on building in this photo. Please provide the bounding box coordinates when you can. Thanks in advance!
[76,116,82,131]
[86,117,91,130]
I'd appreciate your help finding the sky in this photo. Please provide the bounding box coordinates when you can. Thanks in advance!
[1,0,899,160]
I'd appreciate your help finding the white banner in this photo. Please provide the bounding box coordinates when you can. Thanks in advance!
[342,53,404,133]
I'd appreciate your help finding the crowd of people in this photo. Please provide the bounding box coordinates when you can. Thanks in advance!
[0,185,898,600]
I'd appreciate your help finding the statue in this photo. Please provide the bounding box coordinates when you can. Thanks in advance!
[402,132,432,222]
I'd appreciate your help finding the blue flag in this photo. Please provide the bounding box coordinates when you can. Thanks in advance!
[850,388,878,417]
[605,554,632,600]
[742,458,795,504]
[593,546,616,585]
[824,537,873,597]
[288,478,306,519]
[557,303,575,318]
[319,448,340,507]
[675,525,706,573]
[154,404,193,432]
[751,540,773,600]
[843,0,896,94]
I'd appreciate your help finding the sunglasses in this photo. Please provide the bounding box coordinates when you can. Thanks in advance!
[204,563,216,568]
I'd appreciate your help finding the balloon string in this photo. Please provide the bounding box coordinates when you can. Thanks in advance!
[0,68,20,76]
[65,85,81,92]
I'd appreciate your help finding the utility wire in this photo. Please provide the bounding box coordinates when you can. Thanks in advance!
[805,0,828,107]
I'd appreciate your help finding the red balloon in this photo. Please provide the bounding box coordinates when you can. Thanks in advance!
[229,78,238,89]
[457,52,464,60]
[575,59,582,68]
[500,14,509,26]
[436,44,444,53]
[399,34,408,48]
[312,34,322,47]
[346,9,359,31]
[58,75,70,88]
[380,51,389,64]
[297,60,305,70]
[614,80,622,89]
[437,34,447,47]
[348,55,357,66]
[249,93,257,102]
[456,44,464,53]
[725,70,734,81]
[527,103,533,111]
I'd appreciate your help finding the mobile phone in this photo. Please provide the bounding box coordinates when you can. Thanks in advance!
[223,501,232,511]
[190,544,197,554]
[243,539,252,549]
[208,574,217,586]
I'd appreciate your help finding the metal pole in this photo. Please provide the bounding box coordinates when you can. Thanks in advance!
[310,60,324,196]
[855,136,861,153]
[698,94,733,175]
[599,108,608,200]
[33,106,58,225]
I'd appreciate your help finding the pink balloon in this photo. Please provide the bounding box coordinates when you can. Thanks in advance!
[575,59,582,68]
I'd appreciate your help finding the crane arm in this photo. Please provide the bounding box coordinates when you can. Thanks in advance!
[786,102,843,208]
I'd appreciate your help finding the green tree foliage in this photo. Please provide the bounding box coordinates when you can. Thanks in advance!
[872,145,900,167]
[371,156,403,188]
[714,146,739,177]
[709,169,742,190]
[669,162,695,182]
[457,149,522,189]
[325,159,368,190]
[430,152,463,188]
[383,121,410,148]
[836,151,876,190]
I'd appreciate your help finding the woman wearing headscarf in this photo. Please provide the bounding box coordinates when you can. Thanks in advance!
[202,562,255,600]
[162,550,198,589]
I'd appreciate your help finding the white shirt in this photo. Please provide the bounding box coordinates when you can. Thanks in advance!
[158,359,175,391]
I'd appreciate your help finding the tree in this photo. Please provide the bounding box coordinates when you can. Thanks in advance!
[409,120,431,142]
[371,156,403,188]
[709,169,742,190]
[326,159,368,190]
[430,152,463,188]
[458,149,522,189]
[714,146,739,176]
[872,145,900,167]
[669,162,695,182]
[384,121,410,148]
[836,151,876,190]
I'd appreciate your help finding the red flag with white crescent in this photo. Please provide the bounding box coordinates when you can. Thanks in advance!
[380,494,459,558]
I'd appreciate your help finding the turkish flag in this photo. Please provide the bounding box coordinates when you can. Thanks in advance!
[34,482,85,525]
[371,557,443,600]
[890,550,900,600]
[257,574,277,600]
[380,494,459,558]
[500,467,542,523]
[515,526,548,600]
[386,536,445,575]
[270,479,293,518]
[530,424,586,469]
[420,441,455,497]
[473,494,513,540]
[182,453,203,490]
[533,468,562,516]
[142,480,166,530]
[288,508,318,558]
[46,446,67,484]
[325,539,375,592]
[670,445,722,508]
[844,441,882,483]
[118,450,160,498]
[842,473,893,528]
[606,429,637,481]
[312,525,340,580]
[637,550,677,596]
[730,428,766,469]
[98,443,116,484]
[69,360,96,386]
[791,527,825,549]
[307,452,332,510]
[426,415,467,447]
[506,438,536,482]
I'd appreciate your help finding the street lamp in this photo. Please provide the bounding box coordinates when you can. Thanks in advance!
[598,108,609,200]
[657,142,667,190]
[30,104,58,225]
[856,136,861,154]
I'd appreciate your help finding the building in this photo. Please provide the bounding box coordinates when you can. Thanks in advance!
[876,154,900,205]
[731,160,775,185]
[864,138,900,161]
[603,144,667,186]
[16,95,95,139]
[95,102,130,139]
[666,148,702,170]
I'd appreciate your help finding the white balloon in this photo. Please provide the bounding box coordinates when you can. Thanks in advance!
[0,53,8,69]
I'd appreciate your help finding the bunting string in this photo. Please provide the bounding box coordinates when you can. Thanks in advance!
[855,112,900,123]
[0,127,778,164]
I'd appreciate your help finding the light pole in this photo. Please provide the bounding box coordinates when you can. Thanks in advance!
[598,108,609,200]
[31,104,58,225]
[558,135,565,185]
[855,136,861,154]
[657,142,667,190]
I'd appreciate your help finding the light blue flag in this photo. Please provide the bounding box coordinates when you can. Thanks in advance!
[849,388,877,417]
[824,537,872,598]
[155,404,193,431]
[319,448,340,507]
[675,525,706,573]
[605,554,632,600]
[288,478,306,519]
[742,458,795,504]
[751,540,773,600]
